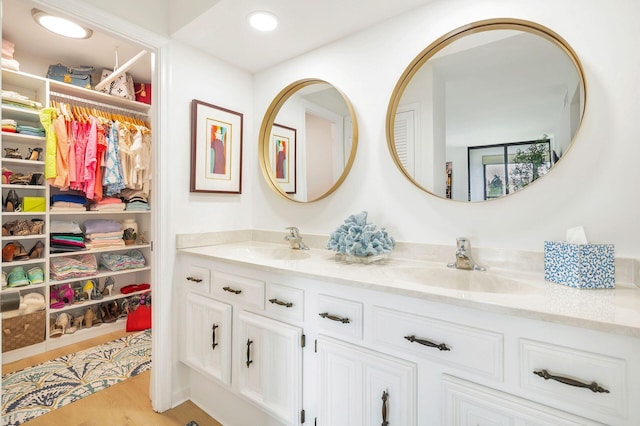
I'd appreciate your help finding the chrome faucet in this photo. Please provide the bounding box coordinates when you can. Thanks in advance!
[447,237,486,271]
[285,227,309,250]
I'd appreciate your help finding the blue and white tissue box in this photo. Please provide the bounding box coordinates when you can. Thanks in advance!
[543,241,615,289]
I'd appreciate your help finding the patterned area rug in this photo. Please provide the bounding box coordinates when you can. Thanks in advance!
[1,330,151,426]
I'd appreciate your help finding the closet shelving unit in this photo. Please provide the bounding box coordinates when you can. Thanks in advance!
[1,68,153,363]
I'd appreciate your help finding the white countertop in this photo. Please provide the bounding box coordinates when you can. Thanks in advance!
[178,240,640,338]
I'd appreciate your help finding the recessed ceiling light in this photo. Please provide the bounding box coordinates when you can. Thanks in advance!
[248,11,278,32]
[31,9,93,39]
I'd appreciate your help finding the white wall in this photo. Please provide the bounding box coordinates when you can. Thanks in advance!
[252,0,640,257]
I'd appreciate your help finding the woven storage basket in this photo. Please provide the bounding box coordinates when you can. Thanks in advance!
[2,310,45,352]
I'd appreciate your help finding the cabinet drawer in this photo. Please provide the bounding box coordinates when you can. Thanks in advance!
[520,338,627,419]
[265,282,304,322]
[317,294,363,340]
[372,307,503,380]
[182,262,211,294]
[443,375,605,426]
[212,271,265,310]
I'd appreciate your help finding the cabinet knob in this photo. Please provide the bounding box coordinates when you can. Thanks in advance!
[222,286,242,294]
[186,276,203,283]
[381,390,389,426]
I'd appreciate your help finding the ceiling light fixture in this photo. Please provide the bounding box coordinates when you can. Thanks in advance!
[248,11,278,32]
[31,9,93,39]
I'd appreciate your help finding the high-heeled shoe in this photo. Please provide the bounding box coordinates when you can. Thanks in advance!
[28,240,44,259]
[84,307,96,327]
[101,303,116,323]
[4,189,19,212]
[103,276,114,296]
[83,280,95,300]
[3,241,28,262]
[28,147,43,161]
[4,147,22,159]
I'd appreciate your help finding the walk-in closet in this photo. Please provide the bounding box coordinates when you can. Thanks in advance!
[1,0,155,387]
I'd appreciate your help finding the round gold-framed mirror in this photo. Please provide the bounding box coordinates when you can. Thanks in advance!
[259,79,358,202]
[386,18,586,202]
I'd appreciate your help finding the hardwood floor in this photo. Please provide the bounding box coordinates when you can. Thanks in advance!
[3,330,223,426]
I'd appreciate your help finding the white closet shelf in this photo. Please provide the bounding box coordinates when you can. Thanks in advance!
[49,266,152,286]
[49,243,151,257]
[49,210,151,216]
[49,288,151,315]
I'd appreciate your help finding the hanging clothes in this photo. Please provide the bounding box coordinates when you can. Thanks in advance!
[39,107,58,180]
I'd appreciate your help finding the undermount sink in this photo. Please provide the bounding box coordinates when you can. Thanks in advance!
[384,265,539,294]
[229,246,311,261]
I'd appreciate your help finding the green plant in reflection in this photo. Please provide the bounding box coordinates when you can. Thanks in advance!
[509,139,550,192]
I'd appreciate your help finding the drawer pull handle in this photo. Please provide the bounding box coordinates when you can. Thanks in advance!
[319,312,350,323]
[246,339,253,368]
[404,335,450,351]
[211,324,218,350]
[186,276,202,283]
[533,369,610,393]
[381,390,389,426]
[269,298,293,308]
[223,286,242,294]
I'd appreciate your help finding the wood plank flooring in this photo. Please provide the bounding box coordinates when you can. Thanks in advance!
[3,330,222,426]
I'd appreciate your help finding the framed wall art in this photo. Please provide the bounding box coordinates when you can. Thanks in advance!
[269,123,296,194]
[190,99,243,193]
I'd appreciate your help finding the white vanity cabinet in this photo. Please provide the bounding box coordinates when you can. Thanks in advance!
[177,249,640,426]
[317,336,417,426]
[178,255,305,425]
[183,293,232,385]
[236,310,303,425]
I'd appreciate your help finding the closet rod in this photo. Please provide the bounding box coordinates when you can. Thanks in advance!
[50,91,149,119]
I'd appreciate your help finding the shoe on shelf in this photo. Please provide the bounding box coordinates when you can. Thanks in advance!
[3,241,29,262]
[101,303,116,323]
[27,266,44,284]
[27,147,43,161]
[28,240,44,259]
[1,270,7,287]
[83,280,95,300]
[29,219,45,235]
[29,172,44,186]
[84,307,96,327]
[4,147,22,159]
[2,167,13,184]
[4,189,19,212]
[7,266,30,287]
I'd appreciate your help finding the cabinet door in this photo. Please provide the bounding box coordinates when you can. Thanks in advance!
[182,292,232,386]
[237,310,303,425]
[317,337,417,426]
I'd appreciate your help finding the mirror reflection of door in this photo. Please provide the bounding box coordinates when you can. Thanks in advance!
[273,83,353,202]
[389,21,585,202]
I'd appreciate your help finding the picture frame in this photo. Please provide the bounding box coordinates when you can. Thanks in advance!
[269,123,296,194]
[190,99,243,193]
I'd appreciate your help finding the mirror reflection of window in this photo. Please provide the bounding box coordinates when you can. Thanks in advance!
[468,139,551,201]
[389,20,585,202]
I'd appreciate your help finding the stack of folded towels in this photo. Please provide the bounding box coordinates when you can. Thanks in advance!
[50,253,97,281]
[2,39,19,72]
[16,125,45,137]
[2,119,17,133]
[120,188,150,211]
[50,220,86,253]
[88,196,125,211]
[83,219,124,249]
[100,249,146,271]
[1,90,42,110]
[50,194,87,212]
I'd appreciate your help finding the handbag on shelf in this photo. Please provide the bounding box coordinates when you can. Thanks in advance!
[134,83,151,104]
[47,63,94,89]
[99,68,135,100]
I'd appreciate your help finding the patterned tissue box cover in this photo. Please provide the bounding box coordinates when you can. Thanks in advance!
[543,241,615,289]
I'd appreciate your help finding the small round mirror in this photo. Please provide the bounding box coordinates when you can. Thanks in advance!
[259,79,358,202]
[386,19,586,201]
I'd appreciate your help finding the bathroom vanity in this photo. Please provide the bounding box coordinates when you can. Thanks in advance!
[176,235,640,426]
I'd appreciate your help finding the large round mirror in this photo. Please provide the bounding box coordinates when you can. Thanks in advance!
[259,79,358,202]
[386,19,586,202]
